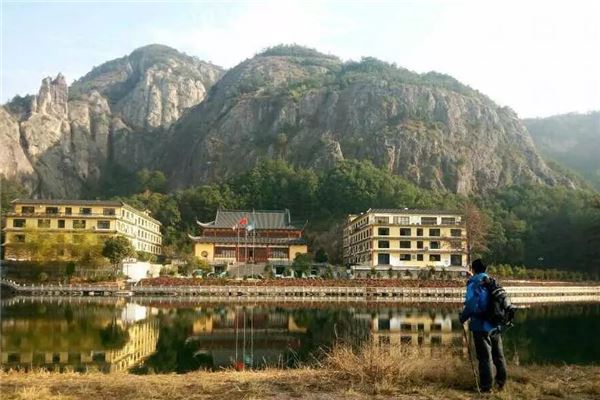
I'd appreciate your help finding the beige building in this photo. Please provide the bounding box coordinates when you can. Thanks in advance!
[2,199,162,261]
[343,208,467,277]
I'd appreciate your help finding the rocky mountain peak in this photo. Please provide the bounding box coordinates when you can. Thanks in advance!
[36,73,68,117]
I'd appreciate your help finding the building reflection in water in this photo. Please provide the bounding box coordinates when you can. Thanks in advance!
[363,309,465,357]
[1,300,466,373]
[184,306,463,369]
[186,306,308,369]
[1,302,160,372]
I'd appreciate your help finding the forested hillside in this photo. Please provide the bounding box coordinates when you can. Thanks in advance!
[526,112,600,189]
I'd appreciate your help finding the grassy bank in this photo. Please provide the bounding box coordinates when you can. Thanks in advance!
[2,343,599,400]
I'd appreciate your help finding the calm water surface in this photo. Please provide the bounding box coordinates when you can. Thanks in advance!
[1,298,598,373]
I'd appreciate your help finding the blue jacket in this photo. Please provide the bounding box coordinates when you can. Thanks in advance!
[461,272,496,333]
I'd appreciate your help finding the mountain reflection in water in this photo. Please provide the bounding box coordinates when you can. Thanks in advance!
[1,299,598,373]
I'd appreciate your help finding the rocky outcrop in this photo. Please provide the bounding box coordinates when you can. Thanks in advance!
[162,49,570,194]
[1,44,573,198]
[1,45,224,197]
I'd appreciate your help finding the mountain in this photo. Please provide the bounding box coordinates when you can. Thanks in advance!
[1,44,572,197]
[160,45,569,194]
[525,112,600,189]
[1,44,224,197]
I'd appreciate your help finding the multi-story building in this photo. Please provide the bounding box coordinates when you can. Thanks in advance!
[343,208,467,277]
[2,199,162,261]
[190,209,307,266]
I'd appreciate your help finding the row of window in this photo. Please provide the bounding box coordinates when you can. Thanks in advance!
[12,219,112,230]
[135,241,161,254]
[377,227,462,237]
[19,206,116,216]
[10,233,111,244]
[347,227,462,248]
[374,216,458,225]
[377,253,463,265]
[377,240,442,249]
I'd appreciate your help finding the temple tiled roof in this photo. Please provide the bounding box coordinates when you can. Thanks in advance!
[198,209,299,230]
[188,235,306,245]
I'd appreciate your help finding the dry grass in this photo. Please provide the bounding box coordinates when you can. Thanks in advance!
[1,344,599,400]
[324,341,472,394]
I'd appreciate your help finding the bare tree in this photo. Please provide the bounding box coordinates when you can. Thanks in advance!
[463,202,490,266]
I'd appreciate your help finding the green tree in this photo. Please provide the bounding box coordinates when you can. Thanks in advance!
[314,247,329,263]
[102,236,135,274]
[292,253,312,277]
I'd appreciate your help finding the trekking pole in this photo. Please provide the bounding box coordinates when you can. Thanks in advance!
[462,323,481,394]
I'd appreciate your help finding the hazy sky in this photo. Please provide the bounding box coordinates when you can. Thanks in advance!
[2,0,599,118]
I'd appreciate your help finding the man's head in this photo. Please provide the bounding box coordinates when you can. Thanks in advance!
[471,259,487,274]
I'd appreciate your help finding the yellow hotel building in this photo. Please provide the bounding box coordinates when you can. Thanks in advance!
[2,199,162,261]
[343,208,468,277]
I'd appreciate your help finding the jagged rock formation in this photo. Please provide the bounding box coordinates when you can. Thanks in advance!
[1,44,574,197]
[162,47,570,194]
[1,45,224,197]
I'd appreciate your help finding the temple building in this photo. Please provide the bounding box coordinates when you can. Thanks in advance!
[190,210,308,266]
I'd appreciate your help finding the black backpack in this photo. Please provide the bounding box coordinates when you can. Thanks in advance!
[483,277,516,330]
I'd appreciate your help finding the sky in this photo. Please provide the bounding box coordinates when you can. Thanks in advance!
[1,0,599,118]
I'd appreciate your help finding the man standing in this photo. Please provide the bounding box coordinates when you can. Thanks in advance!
[459,259,508,393]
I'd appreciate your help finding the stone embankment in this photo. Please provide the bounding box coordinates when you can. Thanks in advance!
[1,279,598,304]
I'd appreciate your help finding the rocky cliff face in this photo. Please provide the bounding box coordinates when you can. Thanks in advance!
[1,45,224,197]
[1,44,572,198]
[162,48,569,194]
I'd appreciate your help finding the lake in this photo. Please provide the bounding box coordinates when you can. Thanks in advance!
[1,298,598,373]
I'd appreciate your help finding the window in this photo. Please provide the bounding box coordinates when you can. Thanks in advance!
[400,254,411,261]
[394,216,409,225]
[429,254,441,262]
[58,220,65,228]
[451,254,463,266]
[37,219,51,228]
[430,241,440,249]
[375,216,389,224]
[65,207,72,215]
[429,229,441,237]
[97,220,110,230]
[441,217,456,225]
[377,253,390,265]
[13,219,26,228]
[73,220,86,229]
[80,207,92,215]
[400,228,411,236]
[21,206,35,214]
[378,240,390,249]
[103,208,115,216]
[417,241,424,249]
[451,229,462,237]
[421,217,437,225]
[417,254,424,261]
[377,227,390,236]
[45,207,59,214]
[400,241,411,249]
[13,234,25,243]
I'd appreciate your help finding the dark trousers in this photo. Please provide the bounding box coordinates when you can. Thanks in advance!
[472,331,507,391]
